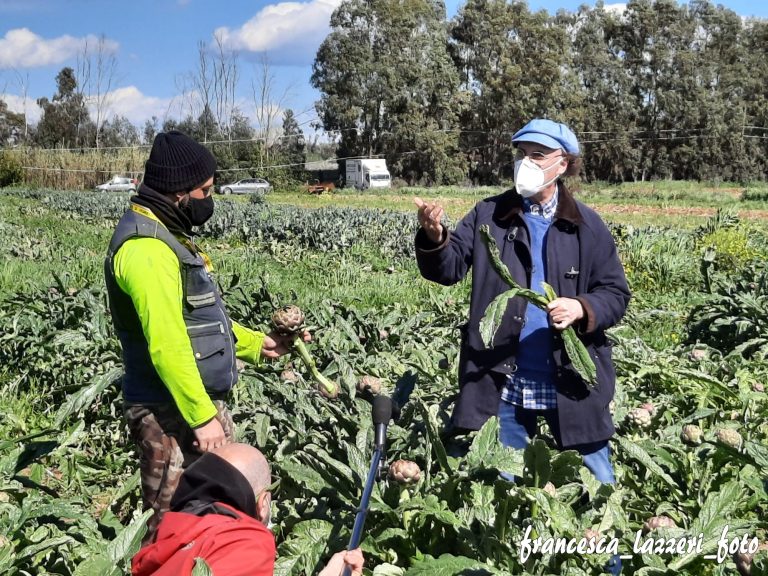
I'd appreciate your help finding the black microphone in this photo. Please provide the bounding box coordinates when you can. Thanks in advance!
[372,395,393,452]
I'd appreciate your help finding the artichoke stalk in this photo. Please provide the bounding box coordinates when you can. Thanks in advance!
[389,460,421,531]
[271,306,339,398]
[478,225,597,387]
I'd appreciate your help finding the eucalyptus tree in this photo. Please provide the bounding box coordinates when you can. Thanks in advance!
[313,0,464,184]
[450,0,572,183]
[35,67,95,148]
[565,3,640,182]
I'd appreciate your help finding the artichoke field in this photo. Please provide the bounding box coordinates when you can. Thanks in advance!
[0,189,766,575]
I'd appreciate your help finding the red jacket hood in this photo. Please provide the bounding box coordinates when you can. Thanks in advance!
[132,503,276,576]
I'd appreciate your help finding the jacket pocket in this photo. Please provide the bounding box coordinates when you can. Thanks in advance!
[187,321,226,360]
[183,264,217,309]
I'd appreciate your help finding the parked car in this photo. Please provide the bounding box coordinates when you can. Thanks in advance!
[218,178,272,195]
[95,176,137,193]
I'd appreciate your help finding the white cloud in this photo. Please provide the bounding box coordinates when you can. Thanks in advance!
[215,0,341,65]
[1,86,176,127]
[0,28,119,69]
[89,86,175,126]
[1,93,42,123]
[604,3,627,16]
[2,86,176,127]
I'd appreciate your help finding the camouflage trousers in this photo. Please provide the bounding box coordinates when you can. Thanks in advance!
[124,400,235,540]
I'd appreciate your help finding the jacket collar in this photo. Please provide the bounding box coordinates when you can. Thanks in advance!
[494,182,583,225]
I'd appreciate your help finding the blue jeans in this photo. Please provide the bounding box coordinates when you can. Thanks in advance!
[499,400,621,574]
[498,400,615,483]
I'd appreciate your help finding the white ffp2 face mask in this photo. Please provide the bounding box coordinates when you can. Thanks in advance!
[514,158,562,198]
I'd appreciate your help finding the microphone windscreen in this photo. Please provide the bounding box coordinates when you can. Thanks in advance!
[372,395,393,426]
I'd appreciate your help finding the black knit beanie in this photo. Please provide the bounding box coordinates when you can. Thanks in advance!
[143,131,216,194]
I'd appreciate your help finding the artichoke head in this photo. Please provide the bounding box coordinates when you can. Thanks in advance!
[680,424,703,445]
[272,305,305,336]
[389,460,421,485]
[715,428,743,449]
[357,375,382,395]
[643,516,677,533]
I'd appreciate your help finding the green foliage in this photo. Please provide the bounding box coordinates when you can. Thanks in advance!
[478,225,597,386]
[614,225,699,293]
[10,0,768,190]
[1,188,767,575]
[34,67,95,149]
[4,188,420,260]
[697,228,762,272]
[687,263,768,358]
[0,152,24,187]
[0,98,26,146]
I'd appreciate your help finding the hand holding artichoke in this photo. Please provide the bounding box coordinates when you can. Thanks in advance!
[271,306,339,398]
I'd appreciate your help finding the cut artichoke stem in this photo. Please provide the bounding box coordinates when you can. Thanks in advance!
[399,486,414,531]
[292,337,338,398]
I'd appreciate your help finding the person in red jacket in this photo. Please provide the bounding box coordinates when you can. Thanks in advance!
[132,443,364,576]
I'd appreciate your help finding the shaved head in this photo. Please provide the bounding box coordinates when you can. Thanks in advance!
[212,443,271,496]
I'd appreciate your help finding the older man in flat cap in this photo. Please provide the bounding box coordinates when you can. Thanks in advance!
[414,119,629,573]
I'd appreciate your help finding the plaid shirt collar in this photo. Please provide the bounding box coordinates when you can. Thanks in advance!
[523,186,559,221]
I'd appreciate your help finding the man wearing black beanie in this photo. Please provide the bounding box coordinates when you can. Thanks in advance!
[104,131,306,539]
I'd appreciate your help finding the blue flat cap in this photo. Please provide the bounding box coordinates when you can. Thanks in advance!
[512,119,580,155]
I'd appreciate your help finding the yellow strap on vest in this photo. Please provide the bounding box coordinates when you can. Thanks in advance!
[131,203,164,225]
[196,248,214,272]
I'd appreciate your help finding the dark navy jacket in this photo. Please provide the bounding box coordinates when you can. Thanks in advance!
[415,185,630,447]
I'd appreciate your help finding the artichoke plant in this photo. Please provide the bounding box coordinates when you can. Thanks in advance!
[389,460,421,531]
[271,305,339,398]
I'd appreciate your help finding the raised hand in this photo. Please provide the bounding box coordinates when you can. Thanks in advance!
[414,197,445,243]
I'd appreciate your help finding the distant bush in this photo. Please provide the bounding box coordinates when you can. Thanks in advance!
[698,227,763,272]
[740,188,768,202]
[0,151,24,187]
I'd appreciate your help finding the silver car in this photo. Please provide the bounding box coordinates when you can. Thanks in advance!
[95,176,137,192]
[219,178,272,195]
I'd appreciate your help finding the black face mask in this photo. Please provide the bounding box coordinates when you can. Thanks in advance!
[180,194,214,226]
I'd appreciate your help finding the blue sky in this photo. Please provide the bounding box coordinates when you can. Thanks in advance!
[1,0,766,137]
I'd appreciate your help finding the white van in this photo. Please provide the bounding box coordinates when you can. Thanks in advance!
[345,159,391,190]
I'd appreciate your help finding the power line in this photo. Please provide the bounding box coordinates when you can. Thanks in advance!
[6,124,768,154]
